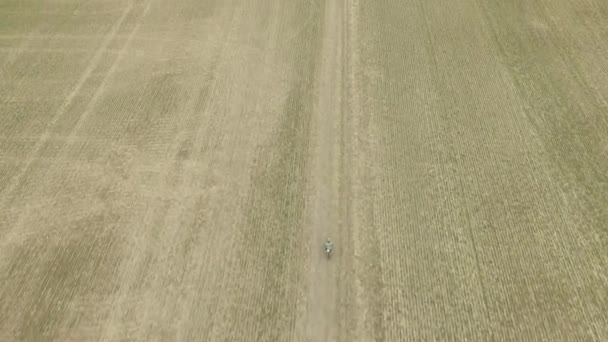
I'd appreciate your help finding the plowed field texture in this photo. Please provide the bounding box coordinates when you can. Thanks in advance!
[1,0,607,341]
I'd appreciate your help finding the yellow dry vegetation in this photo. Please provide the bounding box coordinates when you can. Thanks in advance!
[0,0,607,341]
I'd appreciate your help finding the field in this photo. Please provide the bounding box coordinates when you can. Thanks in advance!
[1,0,607,340]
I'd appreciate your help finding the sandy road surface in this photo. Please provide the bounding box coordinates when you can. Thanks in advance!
[300,0,345,340]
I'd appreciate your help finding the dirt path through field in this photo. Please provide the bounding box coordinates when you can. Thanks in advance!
[301,0,346,341]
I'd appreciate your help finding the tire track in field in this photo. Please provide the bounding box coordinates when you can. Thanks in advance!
[0,47,121,54]
[0,5,60,75]
[0,29,41,75]
[282,0,319,45]
[0,2,87,74]
[62,0,153,147]
[0,1,135,215]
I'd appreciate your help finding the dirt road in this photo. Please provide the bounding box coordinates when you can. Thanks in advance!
[300,0,345,340]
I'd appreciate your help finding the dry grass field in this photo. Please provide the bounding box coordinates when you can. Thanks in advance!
[1,0,607,341]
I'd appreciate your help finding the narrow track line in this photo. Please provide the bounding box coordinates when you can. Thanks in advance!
[0,30,39,73]
[0,33,211,46]
[62,1,153,147]
[283,0,319,44]
[0,47,117,54]
[0,6,125,16]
